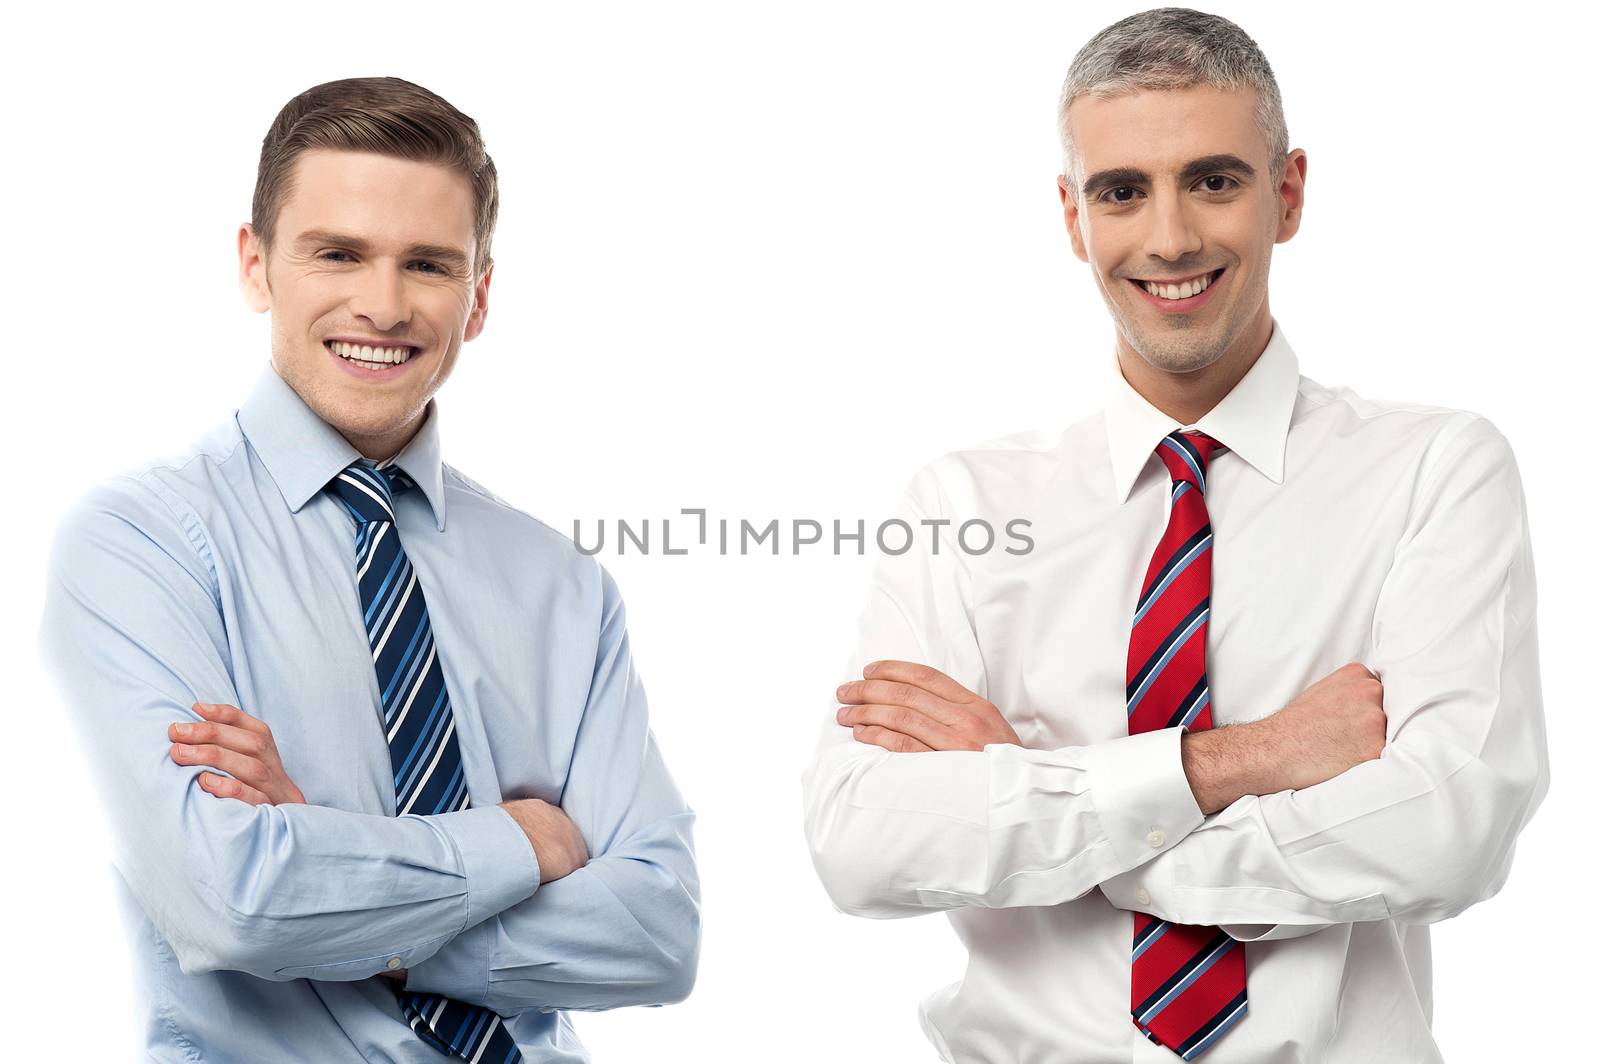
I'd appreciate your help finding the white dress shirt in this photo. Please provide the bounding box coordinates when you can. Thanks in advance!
[801,317,1549,1063]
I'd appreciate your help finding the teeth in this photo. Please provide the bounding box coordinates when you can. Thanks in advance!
[328,340,413,364]
[1141,272,1214,300]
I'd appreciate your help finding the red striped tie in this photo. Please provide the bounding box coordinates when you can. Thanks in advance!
[1125,430,1248,1059]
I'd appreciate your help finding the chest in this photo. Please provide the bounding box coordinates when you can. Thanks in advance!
[203,500,575,812]
[976,460,1408,749]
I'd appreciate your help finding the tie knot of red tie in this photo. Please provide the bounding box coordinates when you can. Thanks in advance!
[1154,430,1227,491]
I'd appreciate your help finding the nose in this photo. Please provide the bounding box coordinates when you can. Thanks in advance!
[1142,186,1203,264]
[348,259,410,333]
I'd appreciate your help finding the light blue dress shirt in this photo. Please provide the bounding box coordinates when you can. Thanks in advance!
[37,361,700,1062]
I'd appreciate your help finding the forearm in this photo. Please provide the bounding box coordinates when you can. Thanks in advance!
[46,615,542,982]
[102,772,540,981]
[1105,722,1547,935]
[803,722,1207,917]
[1127,513,1547,937]
[404,811,700,1013]
[1179,721,1275,815]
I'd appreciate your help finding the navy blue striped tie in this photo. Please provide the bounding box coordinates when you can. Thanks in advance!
[326,457,524,1064]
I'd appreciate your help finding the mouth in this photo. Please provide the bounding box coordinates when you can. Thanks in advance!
[324,338,423,379]
[1126,267,1226,313]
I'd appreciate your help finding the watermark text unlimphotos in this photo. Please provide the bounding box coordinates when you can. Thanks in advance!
[572,509,1035,556]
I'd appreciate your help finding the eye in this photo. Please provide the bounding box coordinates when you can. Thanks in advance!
[1097,174,1239,206]
[317,251,445,274]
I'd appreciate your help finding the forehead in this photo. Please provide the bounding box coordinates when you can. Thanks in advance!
[1069,84,1266,174]
[277,149,474,249]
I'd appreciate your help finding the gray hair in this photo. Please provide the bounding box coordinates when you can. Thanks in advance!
[1057,7,1288,199]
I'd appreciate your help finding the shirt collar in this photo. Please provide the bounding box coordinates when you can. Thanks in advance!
[1102,316,1299,505]
[236,361,448,532]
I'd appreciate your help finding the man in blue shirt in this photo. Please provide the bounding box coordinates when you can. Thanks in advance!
[36,76,699,1061]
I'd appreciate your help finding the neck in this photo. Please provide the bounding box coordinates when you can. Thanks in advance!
[344,418,418,464]
[1115,306,1274,426]
[345,403,428,460]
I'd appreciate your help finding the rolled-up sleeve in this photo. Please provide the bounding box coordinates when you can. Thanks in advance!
[1100,416,1549,940]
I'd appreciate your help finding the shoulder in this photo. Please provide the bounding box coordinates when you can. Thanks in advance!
[898,419,1089,518]
[49,417,250,582]
[1294,375,1517,487]
[46,469,222,604]
[440,462,616,606]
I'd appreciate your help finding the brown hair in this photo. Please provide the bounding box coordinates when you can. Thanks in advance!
[251,76,498,279]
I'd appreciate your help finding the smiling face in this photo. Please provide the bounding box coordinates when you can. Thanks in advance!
[237,149,492,459]
[1059,84,1305,418]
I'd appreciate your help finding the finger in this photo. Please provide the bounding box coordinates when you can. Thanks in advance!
[171,743,269,788]
[169,719,267,757]
[194,702,269,736]
[197,771,271,805]
[851,724,934,753]
[836,678,961,727]
[862,660,978,703]
[837,703,952,749]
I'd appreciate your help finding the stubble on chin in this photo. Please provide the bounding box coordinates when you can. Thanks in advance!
[1107,282,1240,376]
[1127,332,1228,375]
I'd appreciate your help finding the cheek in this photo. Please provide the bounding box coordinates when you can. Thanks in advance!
[1080,219,1135,277]
[421,288,473,324]
[280,278,343,318]
[1233,201,1278,257]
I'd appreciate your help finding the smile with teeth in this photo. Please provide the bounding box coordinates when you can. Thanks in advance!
[1135,268,1223,301]
[326,339,417,368]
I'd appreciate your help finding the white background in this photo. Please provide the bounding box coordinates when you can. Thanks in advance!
[3,1,1591,1060]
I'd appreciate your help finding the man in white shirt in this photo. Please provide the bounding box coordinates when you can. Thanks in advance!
[800,9,1549,1062]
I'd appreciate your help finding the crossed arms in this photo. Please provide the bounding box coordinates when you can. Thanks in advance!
[802,417,1549,940]
[37,475,700,1014]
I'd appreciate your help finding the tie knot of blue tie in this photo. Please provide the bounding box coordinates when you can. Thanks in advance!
[1155,430,1227,492]
[326,459,417,525]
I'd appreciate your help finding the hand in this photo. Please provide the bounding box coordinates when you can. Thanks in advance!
[378,968,408,982]
[500,798,589,883]
[836,660,1021,752]
[1257,661,1388,792]
[168,702,306,806]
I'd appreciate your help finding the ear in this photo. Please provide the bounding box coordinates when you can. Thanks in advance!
[1059,175,1088,263]
[238,224,271,314]
[463,260,493,342]
[1274,149,1308,243]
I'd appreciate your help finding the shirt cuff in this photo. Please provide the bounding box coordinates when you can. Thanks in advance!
[403,916,496,1002]
[420,803,540,928]
[1080,726,1205,870]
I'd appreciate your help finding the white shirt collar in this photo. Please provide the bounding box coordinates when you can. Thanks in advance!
[1102,316,1300,504]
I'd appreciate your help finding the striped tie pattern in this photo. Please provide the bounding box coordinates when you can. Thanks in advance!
[1125,431,1248,1059]
[326,458,524,1064]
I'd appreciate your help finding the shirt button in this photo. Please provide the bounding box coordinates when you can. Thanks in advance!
[1136,887,1152,906]
[386,956,403,970]
[1147,830,1166,848]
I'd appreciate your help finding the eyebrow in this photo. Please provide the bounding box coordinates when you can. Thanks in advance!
[1081,153,1257,201]
[293,229,470,272]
